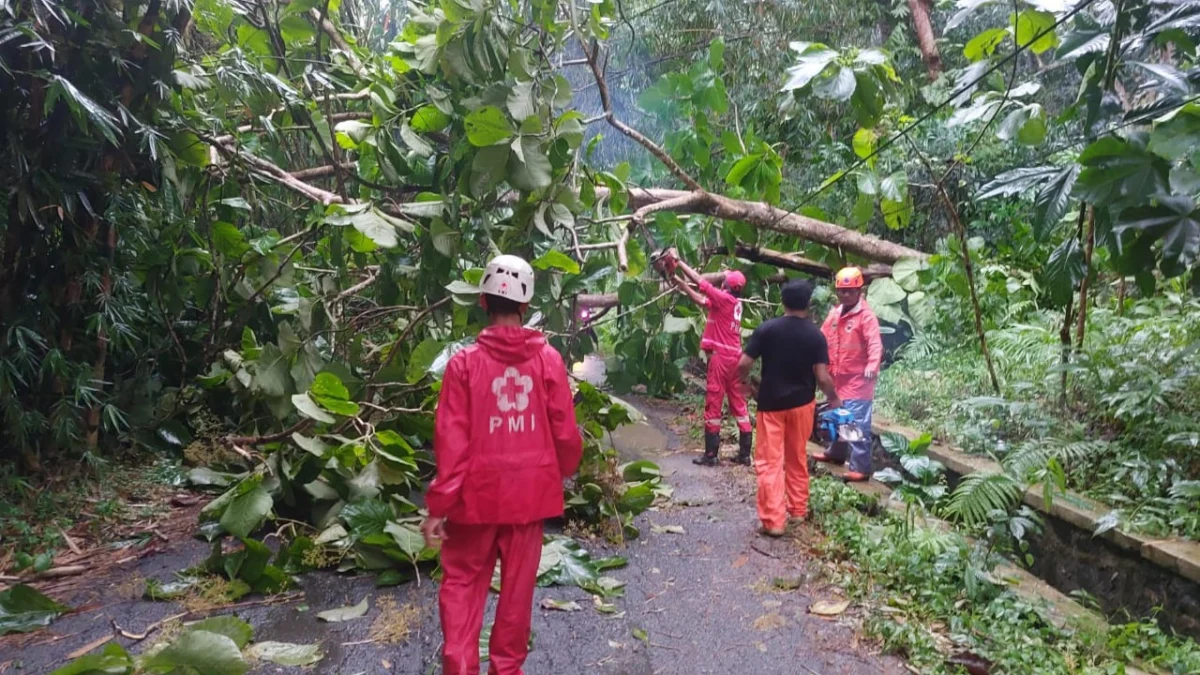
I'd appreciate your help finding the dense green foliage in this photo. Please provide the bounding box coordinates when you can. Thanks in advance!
[810,477,1200,674]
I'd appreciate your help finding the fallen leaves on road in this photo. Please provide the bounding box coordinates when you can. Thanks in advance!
[809,599,851,616]
[316,597,369,622]
[540,598,582,612]
[731,555,748,569]
[650,524,686,535]
[246,641,324,666]
[752,612,787,631]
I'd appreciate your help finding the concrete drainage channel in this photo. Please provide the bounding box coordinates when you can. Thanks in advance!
[869,420,1200,644]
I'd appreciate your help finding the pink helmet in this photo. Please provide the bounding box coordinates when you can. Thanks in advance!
[724,270,746,290]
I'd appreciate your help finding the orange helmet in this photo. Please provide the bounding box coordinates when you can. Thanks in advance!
[834,266,864,289]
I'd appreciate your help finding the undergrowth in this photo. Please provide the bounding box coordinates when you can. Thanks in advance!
[876,297,1200,540]
[808,477,1200,674]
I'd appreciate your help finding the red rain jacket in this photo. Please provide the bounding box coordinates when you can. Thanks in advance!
[821,301,884,401]
[425,325,583,524]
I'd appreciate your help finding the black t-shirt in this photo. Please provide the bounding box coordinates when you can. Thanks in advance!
[744,315,829,412]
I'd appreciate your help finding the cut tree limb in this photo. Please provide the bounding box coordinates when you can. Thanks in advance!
[617,187,926,263]
[704,243,893,280]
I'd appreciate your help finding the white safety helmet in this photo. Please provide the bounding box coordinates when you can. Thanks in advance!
[480,254,535,304]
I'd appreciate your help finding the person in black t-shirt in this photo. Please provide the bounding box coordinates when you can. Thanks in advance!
[736,279,841,537]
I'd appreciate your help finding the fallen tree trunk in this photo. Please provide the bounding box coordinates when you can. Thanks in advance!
[615,187,927,264]
[704,243,894,280]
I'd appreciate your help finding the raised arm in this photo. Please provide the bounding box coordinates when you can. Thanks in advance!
[672,272,707,307]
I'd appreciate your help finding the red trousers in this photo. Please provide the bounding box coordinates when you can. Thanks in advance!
[439,521,544,675]
[705,350,752,433]
[755,403,814,530]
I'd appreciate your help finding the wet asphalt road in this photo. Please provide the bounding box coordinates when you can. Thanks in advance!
[4,396,905,675]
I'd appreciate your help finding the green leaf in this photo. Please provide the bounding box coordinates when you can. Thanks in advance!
[292,393,336,423]
[279,15,317,44]
[532,250,581,274]
[0,585,70,635]
[852,128,876,161]
[780,43,838,92]
[47,75,122,146]
[880,171,907,203]
[1033,165,1080,239]
[49,642,133,675]
[964,28,1009,62]
[384,521,427,558]
[400,122,434,157]
[316,597,369,622]
[881,198,911,230]
[407,338,445,383]
[1148,105,1200,160]
[1075,136,1168,207]
[246,642,325,667]
[726,154,762,186]
[1015,10,1058,54]
[1115,195,1200,275]
[311,372,350,402]
[219,485,273,538]
[471,145,511,197]
[867,277,906,306]
[143,630,248,675]
[813,65,857,101]
[465,106,514,146]
[212,221,249,258]
[410,105,450,132]
[507,80,538,121]
[1043,236,1084,306]
[892,257,928,292]
[186,616,254,649]
[508,138,552,191]
[169,131,210,167]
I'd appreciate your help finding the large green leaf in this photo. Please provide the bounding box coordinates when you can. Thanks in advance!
[1074,136,1168,208]
[49,643,133,675]
[1115,195,1200,275]
[143,630,248,675]
[219,485,273,538]
[867,277,906,306]
[780,43,838,92]
[508,138,552,191]
[310,372,360,417]
[964,28,1008,62]
[407,338,445,383]
[1033,165,1080,239]
[0,585,70,635]
[470,145,511,197]
[292,393,336,423]
[1014,10,1058,54]
[1043,236,1084,306]
[1148,104,1200,160]
[186,616,254,649]
[532,250,581,274]
[246,642,324,667]
[465,106,514,146]
[411,105,451,132]
[812,64,856,101]
[892,258,929,292]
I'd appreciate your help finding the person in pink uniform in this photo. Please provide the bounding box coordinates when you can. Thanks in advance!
[421,254,583,675]
[814,266,883,482]
[662,250,752,466]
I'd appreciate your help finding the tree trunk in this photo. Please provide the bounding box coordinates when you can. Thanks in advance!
[908,0,942,81]
[1074,207,1096,350]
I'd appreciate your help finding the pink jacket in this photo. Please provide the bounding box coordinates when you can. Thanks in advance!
[821,301,883,401]
[425,326,583,524]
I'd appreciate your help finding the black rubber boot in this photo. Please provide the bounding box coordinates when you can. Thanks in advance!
[733,431,753,465]
[694,431,720,466]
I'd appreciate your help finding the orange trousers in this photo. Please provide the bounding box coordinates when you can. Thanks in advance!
[754,403,814,531]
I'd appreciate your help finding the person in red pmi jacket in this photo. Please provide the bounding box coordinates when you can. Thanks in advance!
[660,249,752,467]
[421,254,583,675]
[815,266,883,482]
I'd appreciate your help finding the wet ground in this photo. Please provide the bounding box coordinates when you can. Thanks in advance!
[3,375,905,674]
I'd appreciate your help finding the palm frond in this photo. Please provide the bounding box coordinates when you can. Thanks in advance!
[1003,437,1111,479]
[942,472,1024,527]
